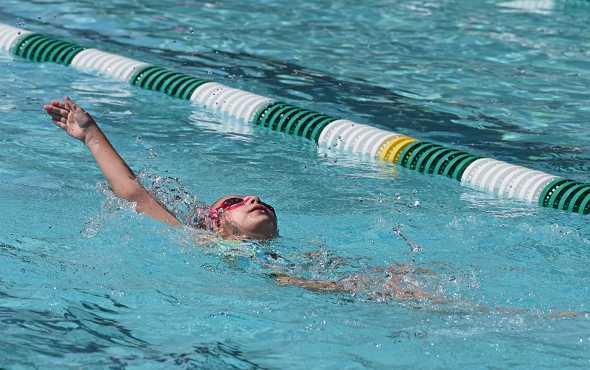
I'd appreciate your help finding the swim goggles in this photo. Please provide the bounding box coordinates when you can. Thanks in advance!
[217,196,276,215]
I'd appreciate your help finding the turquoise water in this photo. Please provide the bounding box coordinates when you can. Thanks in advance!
[1,0,590,368]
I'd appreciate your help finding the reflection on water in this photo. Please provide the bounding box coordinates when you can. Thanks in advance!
[0,305,267,369]
[499,0,555,14]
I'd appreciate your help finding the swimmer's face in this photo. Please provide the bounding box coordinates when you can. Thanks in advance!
[212,195,278,240]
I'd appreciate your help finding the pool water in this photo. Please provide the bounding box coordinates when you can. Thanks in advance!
[1,0,589,369]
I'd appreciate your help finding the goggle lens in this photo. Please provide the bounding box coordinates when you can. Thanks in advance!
[221,197,244,208]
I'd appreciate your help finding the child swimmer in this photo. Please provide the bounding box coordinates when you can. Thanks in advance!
[43,97,278,240]
[42,97,434,301]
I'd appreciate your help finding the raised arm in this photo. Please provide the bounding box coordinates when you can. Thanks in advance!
[43,97,180,226]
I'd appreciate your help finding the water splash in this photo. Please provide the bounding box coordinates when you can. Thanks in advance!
[137,170,210,226]
[392,224,423,254]
[81,182,138,238]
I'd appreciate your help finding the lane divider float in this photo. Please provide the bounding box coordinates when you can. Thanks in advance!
[1,22,588,215]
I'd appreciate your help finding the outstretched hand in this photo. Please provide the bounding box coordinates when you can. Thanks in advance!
[43,96,97,142]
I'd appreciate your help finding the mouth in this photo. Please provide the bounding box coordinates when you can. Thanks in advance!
[250,204,272,215]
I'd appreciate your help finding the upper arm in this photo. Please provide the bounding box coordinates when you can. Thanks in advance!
[130,188,181,226]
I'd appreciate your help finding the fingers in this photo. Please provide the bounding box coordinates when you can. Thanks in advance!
[43,104,69,118]
[44,97,86,115]
[48,112,67,123]
[43,99,70,128]
[43,100,68,129]
[48,110,67,123]
[64,96,83,112]
[63,96,74,110]
[42,100,67,112]
[49,100,67,109]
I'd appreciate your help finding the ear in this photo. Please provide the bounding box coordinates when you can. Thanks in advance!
[218,213,241,238]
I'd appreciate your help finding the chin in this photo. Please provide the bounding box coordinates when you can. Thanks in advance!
[247,226,277,240]
[248,216,275,227]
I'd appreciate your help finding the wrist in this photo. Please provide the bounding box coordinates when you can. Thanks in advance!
[84,124,101,146]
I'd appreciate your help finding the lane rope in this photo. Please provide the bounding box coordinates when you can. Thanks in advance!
[1,22,588,215]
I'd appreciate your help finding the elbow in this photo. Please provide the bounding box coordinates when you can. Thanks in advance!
[127,189,154,214]
[125,187,150,206]
[113,181,145,203]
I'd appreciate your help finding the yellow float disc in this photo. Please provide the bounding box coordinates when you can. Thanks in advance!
[377,136,417,163]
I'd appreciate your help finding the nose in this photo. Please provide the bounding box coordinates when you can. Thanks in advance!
[243,195,261,204]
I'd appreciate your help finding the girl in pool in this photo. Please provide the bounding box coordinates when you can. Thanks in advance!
[42,96,278,241]
[42,96,434,301]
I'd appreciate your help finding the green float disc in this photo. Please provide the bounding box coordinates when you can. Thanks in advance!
[165,75,194,97]
[130,65,157,85]
[46,42,71,63]
[406,143,439,171]
[451,155,479,181]
[432,150,460,175]
[415,145,445,173]
[253,101,279,125]
[558,183,589,211]
[161,74,190,95]
[173,78,198,99]
[569,187,590,213]
[310,117,334,142]
[42,41,71,63]
[13,33,42,57]
[547,180,576,209]
[275,107,301,132]
[538,178,568,207]
[578,193,590,214]
[28,38,53,61]
[424,148,453,174]
[259,103,288,127]
[62,46,84,65]
[179,79,207,100]
[268,105,297,129]
[293,112,321,137]
[23,37,52,61]
[39,40,68,62]
[152,71,181,91]
[284,110,314,134]
[442,153,471,178]
[255,102,284,126]
[399,141,426,168]
[38,41,62,62]
[142,68,170,89]
[302,115,334,140]
[18,35,43,58]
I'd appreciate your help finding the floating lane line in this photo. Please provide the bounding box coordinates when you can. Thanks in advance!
[1,22,588,215]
